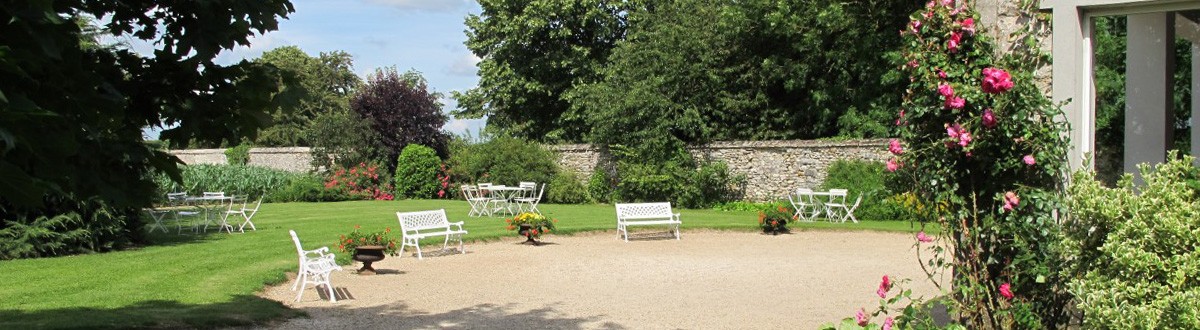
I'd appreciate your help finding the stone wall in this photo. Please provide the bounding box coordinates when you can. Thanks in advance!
[171,139,891,201]
[550,139,891,201]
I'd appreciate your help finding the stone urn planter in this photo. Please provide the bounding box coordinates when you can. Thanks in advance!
[517,224,541,246]
[352,245,385,275]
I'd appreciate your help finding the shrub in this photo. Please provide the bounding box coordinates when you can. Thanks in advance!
[679,161,744,209]
[0,199,139,260]
[155,164,302,200]
[547,171,590,204]
[819,159,906,221]
[326,162,393,200]
[394,144,441,199]
[447,136,558,186]
[587,169,614,204]
[268,174,353,202]
[224,141,252,165]
[351,68,449,164]
[758,202,795,234]
[1064,152,1200,329]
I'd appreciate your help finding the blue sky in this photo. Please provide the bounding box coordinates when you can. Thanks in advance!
[136,0,487,139]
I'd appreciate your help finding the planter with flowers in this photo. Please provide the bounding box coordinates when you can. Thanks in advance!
[758,203,796,235]
[336,225,399,275]
[505,212,557,246]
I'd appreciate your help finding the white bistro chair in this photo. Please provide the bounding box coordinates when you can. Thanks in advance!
[826,194,863,223]
[224,196,262,232]
[787,188,822,221]
[461,185,491,217]
[518,181,537,199]
[289,230,340,302]
[823,189,850,222]
[514,183,546,215]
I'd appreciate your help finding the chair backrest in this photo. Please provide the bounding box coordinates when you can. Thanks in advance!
[795,188,815,203]
[289,230,307,261]
[829,189,848,196]
[535,183,546,199]
[519,182,537,198]
[244,196,263,214]
[397,209,450,233]
[849,194,863,209]
[203,191,225,198]
[615,202,674,220]
[167,192,188,205]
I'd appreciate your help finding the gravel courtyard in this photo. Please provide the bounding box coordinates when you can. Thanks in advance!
[256,230,946,329]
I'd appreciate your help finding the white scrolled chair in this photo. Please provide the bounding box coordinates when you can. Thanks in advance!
[289,230,341,302]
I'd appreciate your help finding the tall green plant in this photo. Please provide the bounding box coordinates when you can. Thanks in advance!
[394,144,441,199]
[447,136,558,186]
[880,1,1072,328]
[155,164,303,201]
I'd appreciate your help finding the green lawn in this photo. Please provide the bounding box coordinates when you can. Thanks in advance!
[0,200,923,329]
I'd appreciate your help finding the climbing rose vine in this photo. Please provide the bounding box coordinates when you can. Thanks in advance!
[883,0,1074,328]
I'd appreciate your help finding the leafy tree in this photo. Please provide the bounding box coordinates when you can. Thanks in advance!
[254,46,361,147]
[454,0,641,142]
[351,68,449,167]
[0,1,293,258]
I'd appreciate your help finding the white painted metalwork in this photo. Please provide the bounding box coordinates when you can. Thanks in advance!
[289,230,340,302]
[513,183,545,215]
[396,209,468,260]
[143,208,171,233]
[825,194,862,223]
[614,202,682,242]
[822,189,849,222]
[461,185,492,217]
[787,188,822,222]
[224,196,261,232]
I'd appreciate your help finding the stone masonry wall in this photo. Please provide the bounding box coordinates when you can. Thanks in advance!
[170,140,890,201]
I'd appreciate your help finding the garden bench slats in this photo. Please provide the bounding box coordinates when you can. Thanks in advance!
[396,209,467,259]
[615,202,682,242]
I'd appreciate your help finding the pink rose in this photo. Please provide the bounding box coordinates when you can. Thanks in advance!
[1023,154,1035,165]
[877,275,891,298]
[907,60,919,69]
[982,67,1014,94]
[940,0,953,6]
[946,123,962,139]
[888,139,904,155]
[946,31,962,52]
[883,317,895,330]
[982,108,997,128]
[917,231,933,243]
[1003,191,1020,211]
[999,283,1014,300]
[886,158,901,172]
[945,96,965,109]
[911,20,923,33]
[937,83,954,97]
[855,308,869,326]
[937,69,947,79]
[895,109,906,126]
[961,17,976,35]
[958,131,972,147]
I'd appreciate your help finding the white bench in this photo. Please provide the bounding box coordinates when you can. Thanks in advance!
[615,202,682,242]
[396,209,468,259]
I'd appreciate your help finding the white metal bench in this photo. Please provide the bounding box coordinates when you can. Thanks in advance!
[396,209,468,259]
[615,202,682,242]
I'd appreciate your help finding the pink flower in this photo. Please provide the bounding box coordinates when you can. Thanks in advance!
[855,308,869,326]
[961,17,976,35]
[886,158,901,172]
[944,96,965,109]
[982,67,1014,94]
[946,31,962,52]
[982,108,998,128]
[888,139,904,155]
[946,123,962,139]
[1003,191,1020,211]
[907,60,919,69]
[910,20,923,33]
[940,0,953,6]
[958,131,972,147]
[895,109,906,126]
[999,283,1014,300]
[937,69,947,79]
[1023,154,1036,165]
[877,275,892,298]
[937,83,955,97]
[883,317,895,330]
[917,231,934,243]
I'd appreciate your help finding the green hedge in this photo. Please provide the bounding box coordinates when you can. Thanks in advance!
[155,164,305,202]
[820,159,911,221]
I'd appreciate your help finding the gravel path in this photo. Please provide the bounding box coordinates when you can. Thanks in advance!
[255,230,945,329]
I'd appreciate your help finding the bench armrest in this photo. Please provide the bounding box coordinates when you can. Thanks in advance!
[449,221,465,231]
[673,213,681,222]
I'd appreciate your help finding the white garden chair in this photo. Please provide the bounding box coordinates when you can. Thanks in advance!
[143,208,171,233]
[514,183,546,215]
[828,194,863,223]
[787,188,822,221]
[518,181,537,198]
[461,185,491,217]
[224,196,262,232]
[823,189,850,222]
[203,191,225,198]
[289,230,340,302]
[206,197,238,234]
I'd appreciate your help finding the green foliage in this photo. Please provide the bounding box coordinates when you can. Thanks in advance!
[447,136,559,186]
[890,2,1071,327]
[505,212,557,239]
[352,68,449,166]
[0,199,139,260]
[455,0,638,142]
[155,164,302,201]
[547,171,591,204]
[1064,152,1200,329]
[307,109,380,171]
[225,141,253,165]
[254,46,361,147]
[612,157,744,209]
[394,144,441,199]
[757,202,794,234]
[336,226,399,256]
[820,160,908,221]
[587,169,615,204]
[267,174,352,202]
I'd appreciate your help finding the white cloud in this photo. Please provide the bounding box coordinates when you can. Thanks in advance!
[445,53,481,77]
[365,0,471,12]
[440,94,486,137]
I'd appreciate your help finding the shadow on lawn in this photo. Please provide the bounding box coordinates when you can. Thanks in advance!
[283,301,626,329]
[0,295,302,329]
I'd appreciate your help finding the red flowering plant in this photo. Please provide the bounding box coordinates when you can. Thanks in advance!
[435,163,452,199]
[325,162,395,200]
[757,202,795,234]
[505,212,557,242]
[887,0,1071,328]
[337,225,399,256]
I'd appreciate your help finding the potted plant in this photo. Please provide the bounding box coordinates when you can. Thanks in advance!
[758,203,796,235]
[336,225,399,274]
[505,212,557,246]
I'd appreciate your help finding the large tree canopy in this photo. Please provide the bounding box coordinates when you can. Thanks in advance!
[0,1,293,257]
[352,68,450,165]
[453,0,640,143]
[253,46,361,147]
